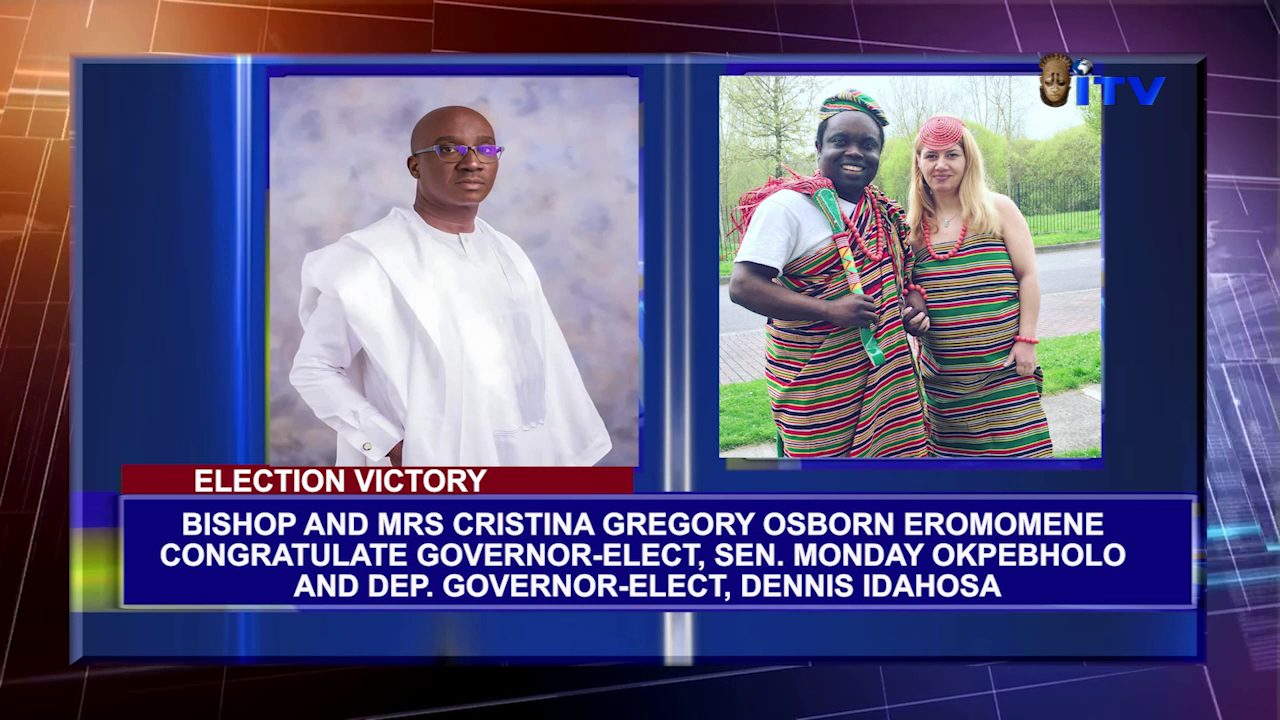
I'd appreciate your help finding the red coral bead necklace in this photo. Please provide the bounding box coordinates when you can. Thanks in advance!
[922,214,967,261]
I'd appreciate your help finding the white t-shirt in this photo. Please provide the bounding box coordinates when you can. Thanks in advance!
[734,189,859,277]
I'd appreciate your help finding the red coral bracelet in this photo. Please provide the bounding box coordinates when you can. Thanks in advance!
[1014,335,1039,345]
[902,283,928,300]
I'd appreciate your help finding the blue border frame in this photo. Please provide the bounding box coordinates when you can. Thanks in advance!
[71,54,1204,662]
[697,57,1201,493]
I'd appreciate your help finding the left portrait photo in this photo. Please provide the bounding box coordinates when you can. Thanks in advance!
[268,75,641,467]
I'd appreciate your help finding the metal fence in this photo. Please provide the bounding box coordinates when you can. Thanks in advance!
[719,203,741,261]
[719,179,1100,260]
[1012,179,1100,238]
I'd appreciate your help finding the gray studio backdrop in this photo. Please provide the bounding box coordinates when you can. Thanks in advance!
[268,75,640,466]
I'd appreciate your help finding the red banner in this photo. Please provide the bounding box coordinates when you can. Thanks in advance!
[121,465,633,495]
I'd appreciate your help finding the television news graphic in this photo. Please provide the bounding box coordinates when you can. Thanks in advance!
[75,54,1204,660]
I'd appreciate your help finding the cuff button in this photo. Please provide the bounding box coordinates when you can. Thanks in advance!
[362,441,373,451]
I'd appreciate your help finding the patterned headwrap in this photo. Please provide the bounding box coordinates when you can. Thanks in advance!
[917,115,965,150]
[818,89,890,127]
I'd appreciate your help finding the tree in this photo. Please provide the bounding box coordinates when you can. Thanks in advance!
[1015,125,1101,215]
[722,75,822,179]
[876,136,914,201]
[985,76,1024,195]
[965,121,1011,194]
[1007,137,1036,196]
[881,77,958,141]
[961,77,997,130]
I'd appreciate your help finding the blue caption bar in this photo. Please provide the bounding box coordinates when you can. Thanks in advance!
[122,496,1193,609]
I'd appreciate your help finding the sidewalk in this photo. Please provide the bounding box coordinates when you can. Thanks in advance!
[722,384,1102,457]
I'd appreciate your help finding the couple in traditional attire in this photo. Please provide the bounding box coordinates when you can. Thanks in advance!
[729,90,1053,459]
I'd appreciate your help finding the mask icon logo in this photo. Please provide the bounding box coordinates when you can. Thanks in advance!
[1039,53,1073,107]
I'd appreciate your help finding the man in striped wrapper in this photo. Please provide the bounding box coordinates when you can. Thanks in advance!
[728,89,931,458]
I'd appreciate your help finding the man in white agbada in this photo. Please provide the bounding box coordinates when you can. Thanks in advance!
[291,106,611,467]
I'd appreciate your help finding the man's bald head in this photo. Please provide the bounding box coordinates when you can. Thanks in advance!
[410,106,494,153]
[406,106,500,225]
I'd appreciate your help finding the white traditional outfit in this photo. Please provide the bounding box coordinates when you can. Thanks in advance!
[291,206,611,466]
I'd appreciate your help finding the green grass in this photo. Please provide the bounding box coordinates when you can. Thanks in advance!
[720,260,734,279]
[719,330,1102,450]
[1058,446,1101,458]
[1039,330,1101,395]
[1027,209,1100,247]
[1033,228,1099,247]
[719,379,775,450]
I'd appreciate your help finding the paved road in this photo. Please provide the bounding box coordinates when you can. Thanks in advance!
[720,244,1101,334]
[1038,244,1103,295]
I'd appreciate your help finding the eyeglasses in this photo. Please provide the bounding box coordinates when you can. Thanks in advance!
[411,144,504,163]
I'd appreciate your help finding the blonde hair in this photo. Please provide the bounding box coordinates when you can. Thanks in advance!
[906,120,999,244]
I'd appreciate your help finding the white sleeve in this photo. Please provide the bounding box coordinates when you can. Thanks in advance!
[289,289,403,462]
[733,193,801,277]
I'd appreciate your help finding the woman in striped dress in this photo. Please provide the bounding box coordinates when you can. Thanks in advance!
[906,116,1053,457]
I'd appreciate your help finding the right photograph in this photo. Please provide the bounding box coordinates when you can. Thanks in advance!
[719,74,1102,460]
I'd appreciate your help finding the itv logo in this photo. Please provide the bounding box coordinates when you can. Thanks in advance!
[1041,55,1165,107]
[1076,75,1165,105]
[1071,56,1165,106]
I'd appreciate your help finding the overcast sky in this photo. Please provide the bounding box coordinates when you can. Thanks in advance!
[808,75,1086,141]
